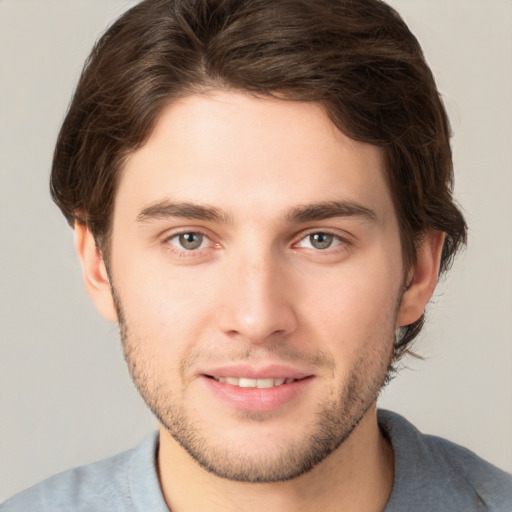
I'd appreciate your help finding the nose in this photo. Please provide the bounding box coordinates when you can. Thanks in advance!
[218,249,299,345]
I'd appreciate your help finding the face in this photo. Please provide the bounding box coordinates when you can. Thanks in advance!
[103,91,407,482]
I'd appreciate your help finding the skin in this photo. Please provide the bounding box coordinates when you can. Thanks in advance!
[76,91,445,512]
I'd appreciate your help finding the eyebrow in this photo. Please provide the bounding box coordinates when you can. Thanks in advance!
[286,200,378,223]
[136,199,377,225]
[137,200,232,224]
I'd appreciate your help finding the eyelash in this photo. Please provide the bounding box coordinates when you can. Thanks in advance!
[293,231,349,252]
[162,229,351,258]
[163,230,217,258]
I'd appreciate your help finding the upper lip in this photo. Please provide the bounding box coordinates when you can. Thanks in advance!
[199,364,314,380]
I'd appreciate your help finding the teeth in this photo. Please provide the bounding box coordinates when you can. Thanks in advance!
[256,378,285,388]
[214,377,293,388]
[239,378,257,388]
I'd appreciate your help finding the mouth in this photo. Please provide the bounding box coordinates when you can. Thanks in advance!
[207,376,299,388]
[200,370,314,412]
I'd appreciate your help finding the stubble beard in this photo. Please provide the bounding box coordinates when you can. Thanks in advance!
[112,285,397,483]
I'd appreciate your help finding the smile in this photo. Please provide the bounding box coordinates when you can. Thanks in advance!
[201,373,314,412]
[211,377,297,388]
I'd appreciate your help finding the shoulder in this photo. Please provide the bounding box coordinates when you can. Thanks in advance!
[2,451,133,511]
[379,410,512,512]
[1,433,166,512]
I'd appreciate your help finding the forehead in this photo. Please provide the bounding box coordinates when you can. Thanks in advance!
[116,91,393,224]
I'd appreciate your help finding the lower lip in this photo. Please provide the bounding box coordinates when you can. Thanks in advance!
[200,376,313,413]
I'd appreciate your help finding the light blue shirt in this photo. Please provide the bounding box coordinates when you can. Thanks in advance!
[2,410,511,511]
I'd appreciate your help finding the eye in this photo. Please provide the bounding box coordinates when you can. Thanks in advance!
[297,232,342,250]
[167,232,209,251]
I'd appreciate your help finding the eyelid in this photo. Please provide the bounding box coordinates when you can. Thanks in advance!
[159,226,353,256]
[161,225,214,241]
[167,232,209,250]
[293,228,352,247]
[161,227,220,253]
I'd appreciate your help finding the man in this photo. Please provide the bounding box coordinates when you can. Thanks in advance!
[2,0,510,510]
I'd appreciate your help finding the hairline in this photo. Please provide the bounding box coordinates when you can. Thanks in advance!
[91,90,416,275]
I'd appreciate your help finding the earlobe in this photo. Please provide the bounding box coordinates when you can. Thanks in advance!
[74,222,118,323]
[397,230,446,327]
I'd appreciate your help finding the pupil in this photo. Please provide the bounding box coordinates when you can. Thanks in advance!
[311,233,332,249]
[179,233,202,249]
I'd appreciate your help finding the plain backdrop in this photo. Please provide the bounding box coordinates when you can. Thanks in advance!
[1,0,511,501]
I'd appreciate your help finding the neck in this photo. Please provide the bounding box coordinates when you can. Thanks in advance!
[157,406,394,512]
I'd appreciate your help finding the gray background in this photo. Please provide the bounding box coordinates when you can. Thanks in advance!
[1,0,511,500]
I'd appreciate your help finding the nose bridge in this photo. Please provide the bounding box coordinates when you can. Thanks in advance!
[219,240,297,343]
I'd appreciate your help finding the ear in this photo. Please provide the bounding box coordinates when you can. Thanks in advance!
[397,230,446,327]
[74,221,118,323]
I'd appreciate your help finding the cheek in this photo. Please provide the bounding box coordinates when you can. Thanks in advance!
[298,253,402,345]
[112,254,220,353]
[111,232,403,361]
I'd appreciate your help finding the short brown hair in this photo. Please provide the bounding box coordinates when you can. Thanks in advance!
[50,0,467,358]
